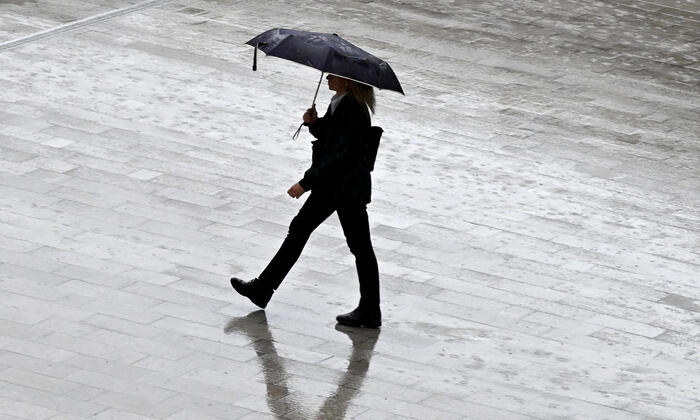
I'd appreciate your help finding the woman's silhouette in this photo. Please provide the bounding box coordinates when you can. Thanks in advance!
[231,74,381,328]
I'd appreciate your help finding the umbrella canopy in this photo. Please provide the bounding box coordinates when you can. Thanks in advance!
[246,28,404,95]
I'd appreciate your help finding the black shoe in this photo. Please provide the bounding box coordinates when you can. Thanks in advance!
[230,277,273,309]
[336,307,381,328]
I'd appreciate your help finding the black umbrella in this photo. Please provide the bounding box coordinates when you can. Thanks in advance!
[245,28,404,138]
[247,28,404,94]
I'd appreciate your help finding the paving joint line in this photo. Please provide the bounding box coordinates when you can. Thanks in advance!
[0,0,172,51]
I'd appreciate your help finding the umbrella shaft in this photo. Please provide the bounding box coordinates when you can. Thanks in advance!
[311,72,324,107]
[292,72,325,140]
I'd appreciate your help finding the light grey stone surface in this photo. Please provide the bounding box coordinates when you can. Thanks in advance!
[1,0,699,419]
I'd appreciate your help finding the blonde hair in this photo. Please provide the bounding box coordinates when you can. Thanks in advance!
[347,80,376,114]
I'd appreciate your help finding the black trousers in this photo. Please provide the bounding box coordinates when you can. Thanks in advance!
[258,192,380,309]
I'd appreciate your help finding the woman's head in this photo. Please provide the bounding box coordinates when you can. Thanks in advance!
[326,74,375,114]
[326,74,349,94]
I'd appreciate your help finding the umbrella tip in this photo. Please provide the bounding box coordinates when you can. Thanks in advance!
[253,42,259,71]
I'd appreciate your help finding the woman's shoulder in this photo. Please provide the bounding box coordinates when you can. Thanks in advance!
[339,94,370,121]
[340,93,362,108]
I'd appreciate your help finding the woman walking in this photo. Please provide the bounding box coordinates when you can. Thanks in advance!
[230,74,381,328]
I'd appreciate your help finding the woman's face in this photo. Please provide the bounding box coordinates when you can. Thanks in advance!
[327,75,348,94]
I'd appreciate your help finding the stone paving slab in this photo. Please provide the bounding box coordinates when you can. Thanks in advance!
[1,0,700,419]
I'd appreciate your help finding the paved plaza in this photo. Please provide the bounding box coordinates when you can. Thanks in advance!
[1,0,699,419]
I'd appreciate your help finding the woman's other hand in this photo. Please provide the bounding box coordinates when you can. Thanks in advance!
[287,183,305,199]
[303,105,317,125]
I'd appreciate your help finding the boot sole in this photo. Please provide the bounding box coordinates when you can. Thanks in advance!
[336,318,381,328]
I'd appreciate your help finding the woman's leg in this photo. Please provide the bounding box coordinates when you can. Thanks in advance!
[258,193,336,290]
[337,202,380,310]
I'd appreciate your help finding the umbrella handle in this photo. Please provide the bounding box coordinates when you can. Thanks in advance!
[292,72,324,140]
[292,122,304,140]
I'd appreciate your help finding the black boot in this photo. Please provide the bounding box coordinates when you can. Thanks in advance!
[336,306,381,328]
[230,277,273,309]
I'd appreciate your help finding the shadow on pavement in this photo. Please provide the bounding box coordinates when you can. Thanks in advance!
[224,310,380,419]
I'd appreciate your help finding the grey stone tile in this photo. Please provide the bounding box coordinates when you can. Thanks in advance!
[37,332,145,364]
[83,328,191,360]
[149,316,248,346]
[0,352,78,379]
[27,318,96,340]
[89,405,166,420]
[0,396,57,420]
[0,383,105,418]
[86,385,180,419]
[57,279,161,308]
[120,268,180,286]
[53,265,135,289]
[1,336,76,363]
[28,247,132,275]
[160,393,253,419]
[136,371,253,405]
[422,394,537,419]
[164,410,224,420]
[62,354,151,381]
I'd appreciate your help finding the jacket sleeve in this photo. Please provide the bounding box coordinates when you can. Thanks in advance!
[299,101,367,191]
[308,114,329,139]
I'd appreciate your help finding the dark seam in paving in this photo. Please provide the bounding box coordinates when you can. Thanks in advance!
[0,0,172,51]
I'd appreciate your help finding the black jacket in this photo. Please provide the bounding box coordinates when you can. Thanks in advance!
[299,95,373,204]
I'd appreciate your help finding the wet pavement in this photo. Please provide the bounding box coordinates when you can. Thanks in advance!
[1,0,699,419]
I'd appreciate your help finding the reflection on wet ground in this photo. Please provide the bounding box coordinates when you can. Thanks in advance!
[225,311,380,419]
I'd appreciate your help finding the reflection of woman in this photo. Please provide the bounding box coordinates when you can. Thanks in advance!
[224,311,380,418]
[231,74,381,328]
